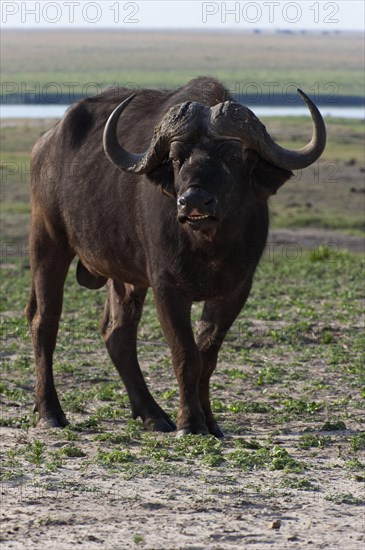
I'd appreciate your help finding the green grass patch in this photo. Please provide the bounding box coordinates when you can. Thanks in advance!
[61,446,87,458]
[298,434,332,449]
[281,476,320,491]
[349,433,365,453]
[321,421,347,431]
[97,449,135,466]
[229,445,304,473]
[324,493,365,506]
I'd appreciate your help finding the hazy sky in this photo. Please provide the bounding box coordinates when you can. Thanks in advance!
[1,1,364,31]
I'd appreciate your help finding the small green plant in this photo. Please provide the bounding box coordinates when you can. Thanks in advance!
[26,440,45,466]
[320,329,334,344]
[94,433,131,445]
[133,534,144,544]
[97,449,134,466]
[270,446,303,473]
[160,389,177,400]
[72,416,100,432]
[62,390,87,413]
[93,383,119,402]
[298,434,331,449]
[349,433,365,452]
[62,446,86,458]
[345,458,365,470]
[228,401,272,414]
[280,398,323,416]
[0,382,27,401]
[125,420,143,439]
[255,366,284,386]
[281,476,319,491]
[95,405,126,420]
[321,421,347,431]
[222,367,247,380]
[308,245,338,262]
[324,493,364,506]
[172,435,225,467]
[46,451,63,471]
[55,427,79,442]
[5,448,21,467]
[228,445,303,473]
[211,399,225,412]
[17,415,37,429]
[234,438,262,450]
[228,448,269,470]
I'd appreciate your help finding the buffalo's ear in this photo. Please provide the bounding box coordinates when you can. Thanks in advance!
[146,161,176,198]
[244,149,293,200]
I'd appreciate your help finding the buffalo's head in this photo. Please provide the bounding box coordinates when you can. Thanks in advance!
[103,91,326,236]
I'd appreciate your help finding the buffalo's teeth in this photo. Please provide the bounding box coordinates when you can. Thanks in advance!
[188,215,209,220]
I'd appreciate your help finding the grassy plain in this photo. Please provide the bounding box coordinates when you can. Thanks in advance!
[1,245,364,546]
[1,29,364,96]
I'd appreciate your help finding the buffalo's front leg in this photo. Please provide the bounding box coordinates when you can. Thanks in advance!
[153,284,208,436]
[195,282,253,437]
[101,280,175,432]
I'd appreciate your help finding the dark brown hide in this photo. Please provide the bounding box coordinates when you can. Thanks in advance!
[26,77,325,435]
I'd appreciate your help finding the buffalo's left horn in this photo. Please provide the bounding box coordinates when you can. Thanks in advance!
[103,97,205,174]
[209,89,326,171]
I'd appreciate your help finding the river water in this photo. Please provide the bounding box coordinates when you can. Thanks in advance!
[1,104,364,120]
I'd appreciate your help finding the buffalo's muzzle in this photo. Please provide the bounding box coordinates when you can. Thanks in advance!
[177,188,218,227]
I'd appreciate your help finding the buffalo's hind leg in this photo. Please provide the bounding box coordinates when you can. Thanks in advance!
[100,280,176,432]
[26,216,74,428]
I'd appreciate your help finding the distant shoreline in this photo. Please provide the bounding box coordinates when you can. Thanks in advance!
[1,94,364,107]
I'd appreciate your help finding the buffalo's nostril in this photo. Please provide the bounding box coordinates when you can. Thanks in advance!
[177,189,217,219]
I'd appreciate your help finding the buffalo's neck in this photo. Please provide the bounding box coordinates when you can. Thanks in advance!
[179,201,269,263]
[161,202,269,300]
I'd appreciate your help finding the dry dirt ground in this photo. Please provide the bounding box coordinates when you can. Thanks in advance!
[1,362,364,550]
[1,113,364,548]
[1,438,364,550]
[1,228,364,550]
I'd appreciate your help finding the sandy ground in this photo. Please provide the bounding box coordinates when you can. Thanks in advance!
[1,422,364,550]
[1,230,364,549]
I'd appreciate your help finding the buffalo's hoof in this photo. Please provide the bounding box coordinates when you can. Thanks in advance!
[144,416,176,433]
[36,413,69,429]
[209,423,225,438]
[176,425,210,437]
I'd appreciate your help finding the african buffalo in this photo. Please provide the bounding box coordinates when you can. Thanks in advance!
[26,77,326,436]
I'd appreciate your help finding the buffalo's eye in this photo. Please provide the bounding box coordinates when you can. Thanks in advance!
[218,142,243,166]
[171,158,181,167]
[169,142,190,167]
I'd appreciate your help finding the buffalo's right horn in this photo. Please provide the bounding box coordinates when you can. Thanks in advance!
[103,97,205,174]
[103,95,146,173]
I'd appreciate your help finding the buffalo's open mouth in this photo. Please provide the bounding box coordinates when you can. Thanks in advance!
[178,214,218,230]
